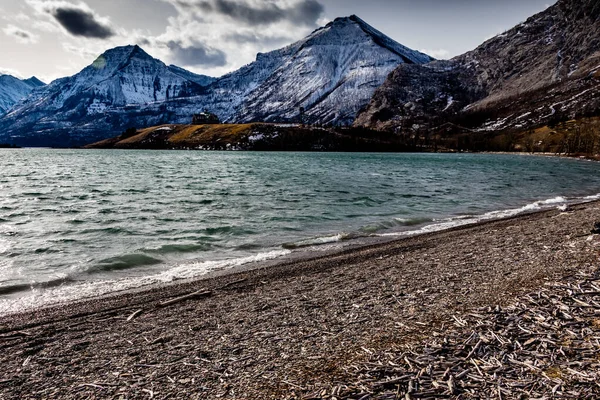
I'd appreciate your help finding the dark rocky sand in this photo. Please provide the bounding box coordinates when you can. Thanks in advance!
[1,202,600,399]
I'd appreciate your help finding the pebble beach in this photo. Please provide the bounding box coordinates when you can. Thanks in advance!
[1,201,600,399]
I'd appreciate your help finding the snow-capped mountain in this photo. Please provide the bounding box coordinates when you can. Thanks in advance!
[152,15,431,125]
[0,45,214,146]
[0,75,45,116]
[356,0,600,133]
[230,15,432,124]
[0,16,431,147]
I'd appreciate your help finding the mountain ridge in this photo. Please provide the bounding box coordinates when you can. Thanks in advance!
[0,75,46,117]
[355,0,600,134]
[0,15,432,147]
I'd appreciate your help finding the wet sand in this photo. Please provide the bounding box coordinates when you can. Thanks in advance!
[1,201,599,399]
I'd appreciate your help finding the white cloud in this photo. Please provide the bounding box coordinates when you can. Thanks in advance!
[0,67,25,78]
[11,0,325,79]
[145,0,325,75]
[3,25,39,44]
[62,42,102,59]
[14,13,32,22]
[31,20,63,33]
[420,48,450,60]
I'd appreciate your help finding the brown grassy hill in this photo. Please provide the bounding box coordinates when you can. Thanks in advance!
[85,123,415,152]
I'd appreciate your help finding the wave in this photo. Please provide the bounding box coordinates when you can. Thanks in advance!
[204,226,257,236]
[0,249,291,315]
[283,233,347,249]
[2,192,600,315]
[379,195,578,238]
[0,277,74,296]
[79,227,137,236]
[89,254,163,273]
[394,217,434,226]
[144,243,214,255]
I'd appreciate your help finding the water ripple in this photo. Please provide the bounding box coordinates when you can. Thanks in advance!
[1,150,600,307]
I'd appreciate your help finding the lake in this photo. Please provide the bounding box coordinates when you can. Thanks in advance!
[1,149,600,314]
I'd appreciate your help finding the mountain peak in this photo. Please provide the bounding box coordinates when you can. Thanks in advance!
[0,14,434,145]
[331,14,361,23]
[0,75,41,116]
[109,44,150,59]
[23,76,45,88]
[317,15,433,64]
[92,44,154,69]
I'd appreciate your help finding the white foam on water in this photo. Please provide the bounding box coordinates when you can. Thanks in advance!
[0,249,290,315]
[0,239,10,255]
[285,233,346,248]
[379,195,577,239]
[3,192,600,316]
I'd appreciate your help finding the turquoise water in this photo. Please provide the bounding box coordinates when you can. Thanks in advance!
[2,149,600,313]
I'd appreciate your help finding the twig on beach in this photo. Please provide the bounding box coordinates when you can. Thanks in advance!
[157,290,212,308]
[218,278,248,290]
[281,379,306,390]
[77,382,118,390]
[0,331,32,340]
[126,309,144,322]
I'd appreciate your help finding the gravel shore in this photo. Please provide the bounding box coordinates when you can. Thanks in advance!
[1,202,599,399]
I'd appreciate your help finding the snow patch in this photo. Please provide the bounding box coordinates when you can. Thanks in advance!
[442,96,454,111]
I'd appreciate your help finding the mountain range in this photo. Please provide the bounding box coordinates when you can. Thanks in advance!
[0,75,45,116]
[1,0,598,148]
[0,16,431,147]
[355,0,600,134]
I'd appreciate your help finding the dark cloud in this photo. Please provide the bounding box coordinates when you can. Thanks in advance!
[166,40,227,67]
[137,38,152,47]
[186,0,324,26]
[3,25,38,44]
[50,7,115,39]
[11,29,34,40]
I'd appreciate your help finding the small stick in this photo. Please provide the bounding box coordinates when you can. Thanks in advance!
[465,339,483,360]
[219,278,248,290]
[126,309,144,322]
[157,290,212,308]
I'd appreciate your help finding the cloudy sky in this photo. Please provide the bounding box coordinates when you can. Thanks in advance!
[0,0,554,83]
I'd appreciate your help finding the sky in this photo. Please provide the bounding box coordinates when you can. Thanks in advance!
[0,0,555,83]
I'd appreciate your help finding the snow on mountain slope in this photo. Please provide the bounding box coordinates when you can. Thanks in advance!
[0,17,431,146]
[167,65,216,87]
[161,15,432,126]
[18,45,208,110]
[0,45,213,146]
[0,75,45,116]
[233,15,433,125]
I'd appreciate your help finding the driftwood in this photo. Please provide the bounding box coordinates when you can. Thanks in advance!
[218,278,248,290]
[306,269,600,399]
[126,309,144,322]
[156,290,212,308]
[2,204,600,399]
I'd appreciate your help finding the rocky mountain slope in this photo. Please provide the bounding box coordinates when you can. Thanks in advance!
[355,0,600,133]
[176,15,431,127]
[0,16,431,147]
[0,46,214,146]
[0,75,45,116]
[229,15,432,125]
